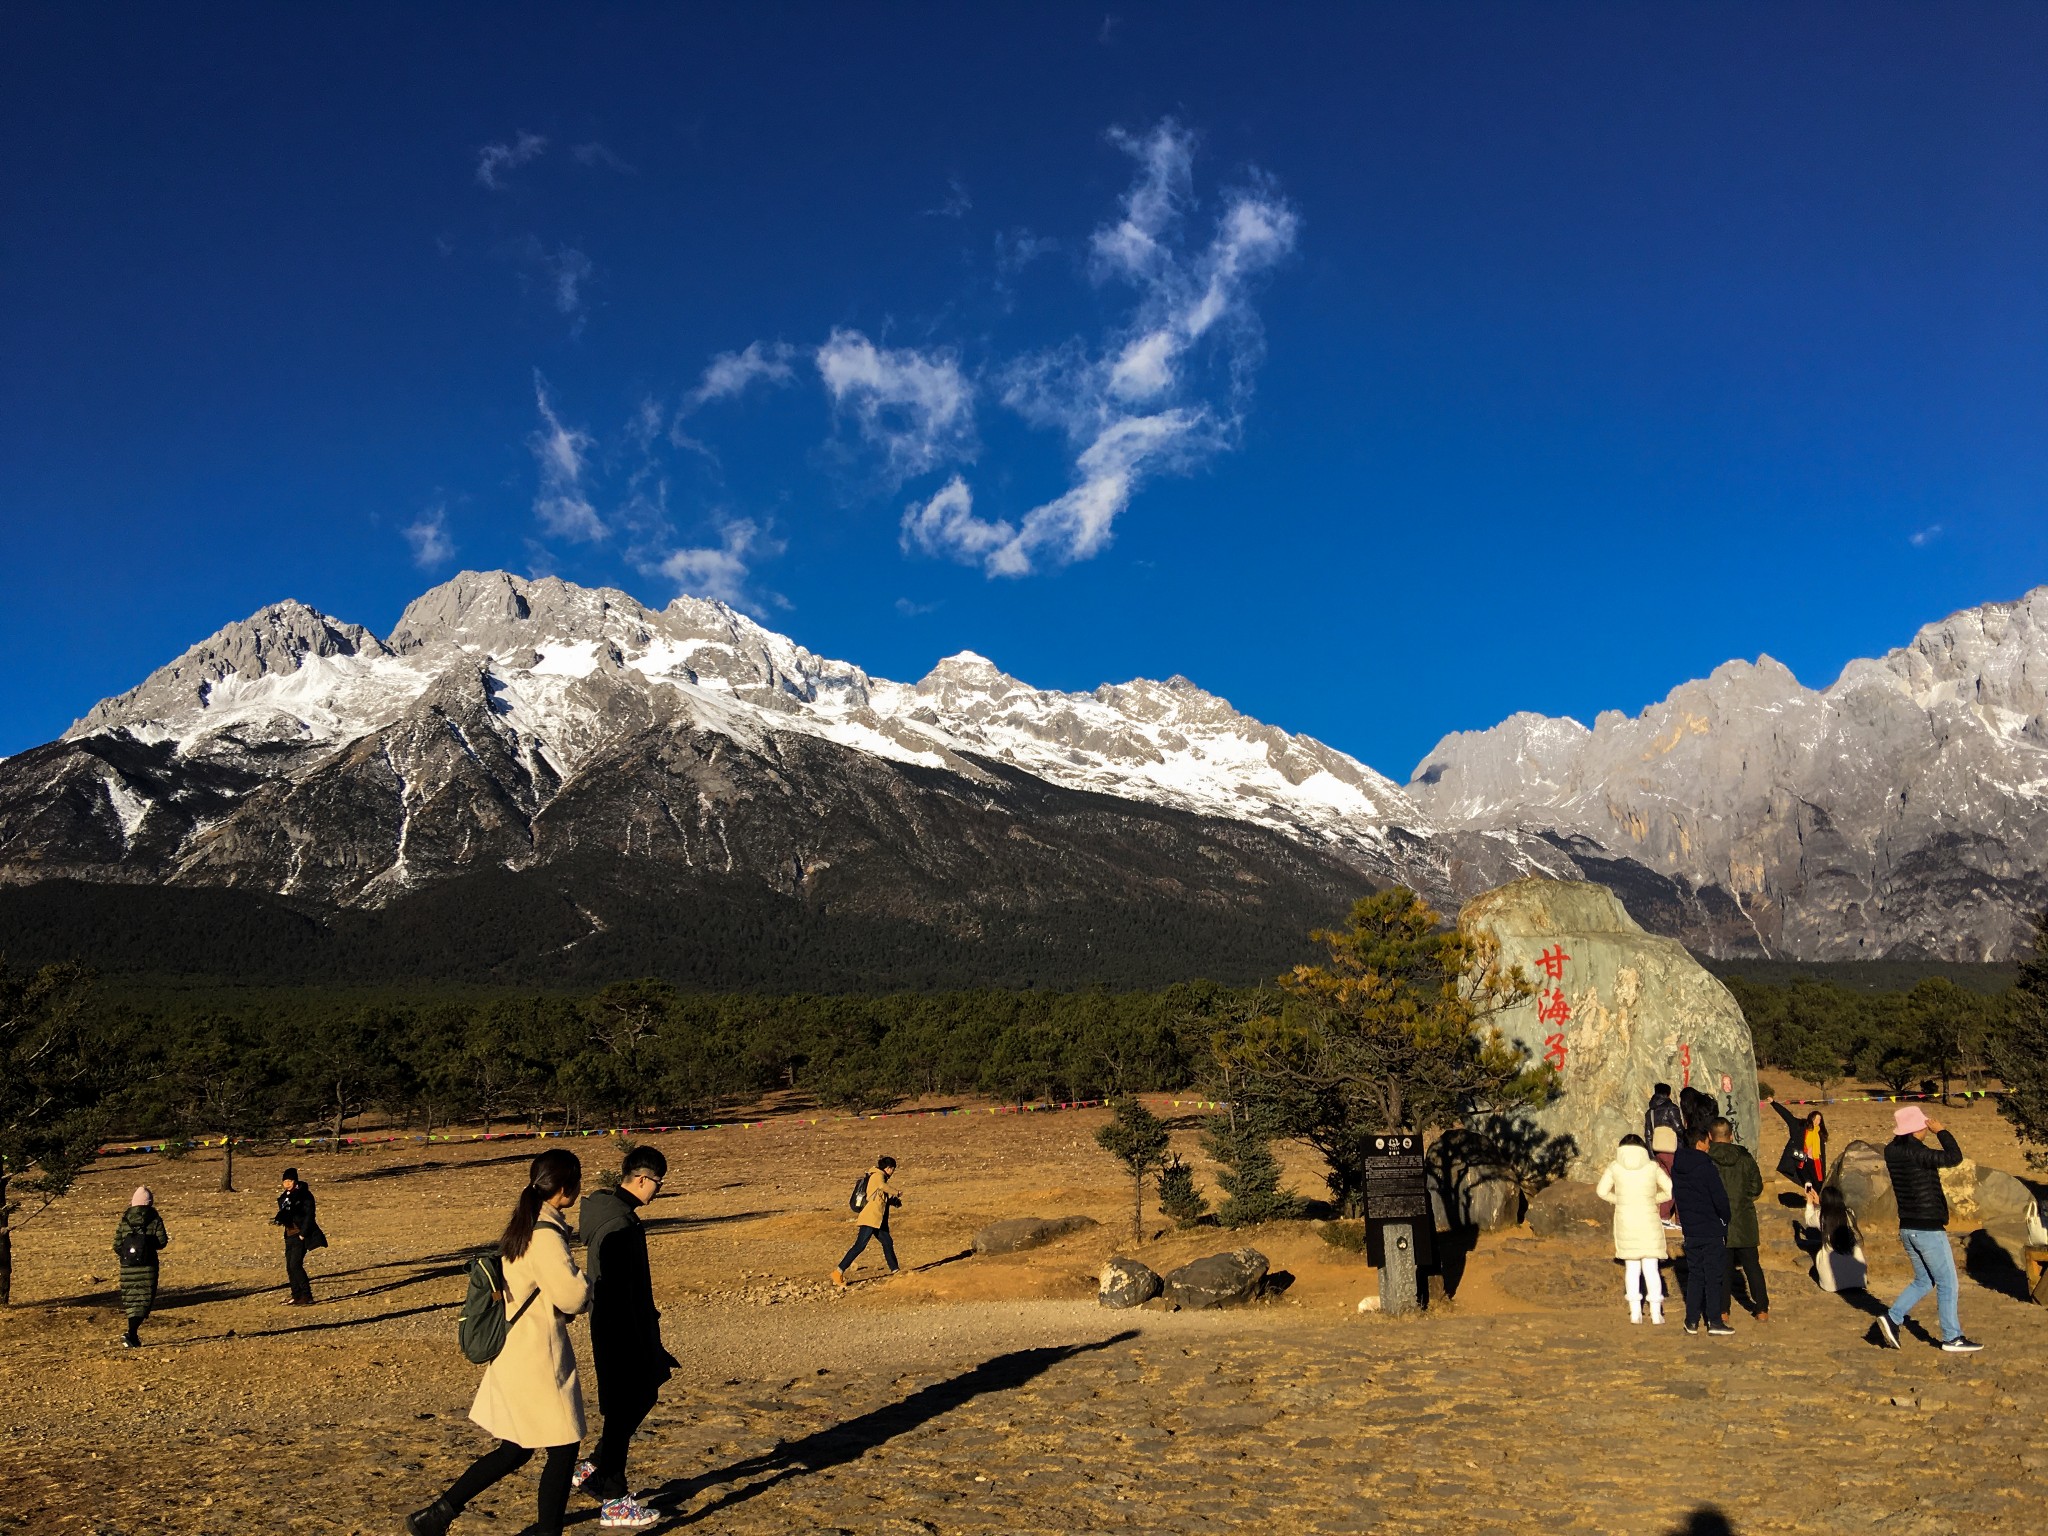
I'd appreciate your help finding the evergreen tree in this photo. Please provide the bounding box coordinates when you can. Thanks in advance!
[1990,911,2048,1168]
[1201,1117,1303,1227]
[0,960,109,1305]
[1213,889,1544,1214]
[1156,1154,1209,1228]
[1095,1096,1171,1242]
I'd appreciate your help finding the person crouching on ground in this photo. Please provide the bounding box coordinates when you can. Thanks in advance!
[1596,1133,1671,1324]
[833,1155,900,1286]
[113,1187,169,1348]
[1812,1183,1867,1294]
[272,1167,326,1305]
[571,1145,673,1529]
[1708,1117,1768,1324]
[407,1149,592,1536]
[1876,1106,1981,1353]
[1670,1124,1733,1336]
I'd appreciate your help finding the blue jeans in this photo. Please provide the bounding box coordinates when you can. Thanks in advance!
[838,1223,897,1274]
[1889,1228,1960,1342]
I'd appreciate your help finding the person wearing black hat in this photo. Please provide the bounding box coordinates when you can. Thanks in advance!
[273,1167,327,1305]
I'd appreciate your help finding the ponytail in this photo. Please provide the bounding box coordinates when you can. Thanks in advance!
[499,1148,582,1262]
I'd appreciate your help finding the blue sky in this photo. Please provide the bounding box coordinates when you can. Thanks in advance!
[4,5,2045,776]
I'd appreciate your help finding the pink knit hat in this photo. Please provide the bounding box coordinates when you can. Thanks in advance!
[1893,1105,1929,1136]
[130,1186,153,1207]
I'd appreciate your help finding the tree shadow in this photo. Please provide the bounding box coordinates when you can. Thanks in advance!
[178,1299,456,1344]
[640,1210,784,1236]
[640,1333,1138,1527]
[1665,1510,1737,1536]
[331,1150,536,1182]
[33,1246,478,1311]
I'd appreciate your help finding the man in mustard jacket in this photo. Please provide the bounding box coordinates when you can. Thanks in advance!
[832,1155,899,1286]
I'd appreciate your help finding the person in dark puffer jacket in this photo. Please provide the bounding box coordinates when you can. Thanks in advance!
[1876,1105,1981,1352]
[1669,1126,1733,1336]
[113,1187,170,1348]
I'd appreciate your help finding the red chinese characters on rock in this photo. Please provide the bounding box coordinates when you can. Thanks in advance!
[1534,945,1572,1072]
[1679,1043,1693,1087]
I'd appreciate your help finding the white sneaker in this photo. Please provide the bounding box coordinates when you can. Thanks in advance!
[600,1496,660,1529]
[572,1459,597,1493]
[1628,1304,1643,1325]
[1649,1308,1664,1325]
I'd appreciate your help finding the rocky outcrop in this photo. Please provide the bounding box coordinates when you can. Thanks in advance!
[1524,1180,1610,1239]
[972,1216,1099,1256]
[1163,1249,1269,1309]
[1097,1256,1164,1309]
[1411,588,2048,961]
[1829,1141,1899,1227]
[1460,879,1761,1179]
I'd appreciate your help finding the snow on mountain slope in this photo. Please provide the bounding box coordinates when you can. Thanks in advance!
[60,570,1428,872]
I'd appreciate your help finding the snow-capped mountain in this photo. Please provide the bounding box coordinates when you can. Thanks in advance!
[1,571,1590,984]
[1409,587,2048,961]
[8,570,2043,981]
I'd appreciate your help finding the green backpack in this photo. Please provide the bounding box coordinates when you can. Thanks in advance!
[457,1252,540,1365]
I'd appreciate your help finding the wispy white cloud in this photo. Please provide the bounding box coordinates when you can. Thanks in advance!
[817,329,976,486]
[403,504,456,568]
[911,118,1297,577]
[571,142,634,174]
[895,597,940,617]
[529,375,607,542]
[924,178,972,219]
[476,132,548,190]
[685,341,797,411]
[546,245,593,319]
[654,518,784,610]
[1910,524,1944,548]
[994,228,1059,278]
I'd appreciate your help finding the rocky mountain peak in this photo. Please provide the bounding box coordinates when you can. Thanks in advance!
[66,599,385,740]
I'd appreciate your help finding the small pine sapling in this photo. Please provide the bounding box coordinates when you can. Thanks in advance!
[1095,1096,1171,1243]
[1202,1117,1304,1228]
[1157,1154,1209,1228]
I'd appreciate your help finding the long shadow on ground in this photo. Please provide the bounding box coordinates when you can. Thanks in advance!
[629,1332,1138,1530]
[35,1247,478,1311]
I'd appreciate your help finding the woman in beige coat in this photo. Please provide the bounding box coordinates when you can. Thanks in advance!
[1596,1133,1673,1325]
[408,1149,592,1536]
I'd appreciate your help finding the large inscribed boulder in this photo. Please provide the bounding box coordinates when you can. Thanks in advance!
[1460,879,1761,1180]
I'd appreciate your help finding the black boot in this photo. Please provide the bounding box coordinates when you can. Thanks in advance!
[405,1496,459,1536]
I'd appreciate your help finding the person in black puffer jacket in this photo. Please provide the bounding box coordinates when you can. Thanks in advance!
[1669,1126,1732,1336]
[1876,1105,1980,1352]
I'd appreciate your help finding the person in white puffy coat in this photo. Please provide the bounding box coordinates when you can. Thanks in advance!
[1596,1134,1673,1324]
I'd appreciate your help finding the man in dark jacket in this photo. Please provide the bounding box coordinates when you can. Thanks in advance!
[271,1169,325,1305]
[1644,1084,1685,1146]
[1669,1127,1733,1336]
[573,1145,676,1527]
[1708,1118,1768,1323]
[1877,1106,1981,1352]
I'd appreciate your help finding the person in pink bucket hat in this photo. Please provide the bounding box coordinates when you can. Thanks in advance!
[1875,1104,1981,1353]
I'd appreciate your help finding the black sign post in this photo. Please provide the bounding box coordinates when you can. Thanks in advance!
[1362,1131,1432,1315]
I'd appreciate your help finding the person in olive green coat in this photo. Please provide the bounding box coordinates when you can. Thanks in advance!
[1708,1118,1768,1323]
[113,1187,170,1348]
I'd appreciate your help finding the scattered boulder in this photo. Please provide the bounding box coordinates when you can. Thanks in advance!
[1098,1256,1164,1309]
[1938,1160,1981,1225]
[1524,1179,1610,1239]
[1829,1141,1898,1228]
[1459,879,1762,1178]
[1971,1167,2041,1264]
[1426,1130,1525,1233]
[972,1215,1099,1256]
[1164,1249,1269,1309]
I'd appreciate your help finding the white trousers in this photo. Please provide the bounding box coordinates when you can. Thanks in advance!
[1624,1258,1664,1304]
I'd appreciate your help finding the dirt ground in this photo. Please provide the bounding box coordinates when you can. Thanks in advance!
[2,1090,2041,1536]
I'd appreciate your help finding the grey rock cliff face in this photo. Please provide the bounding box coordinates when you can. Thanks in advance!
[1413,588,2048,960]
